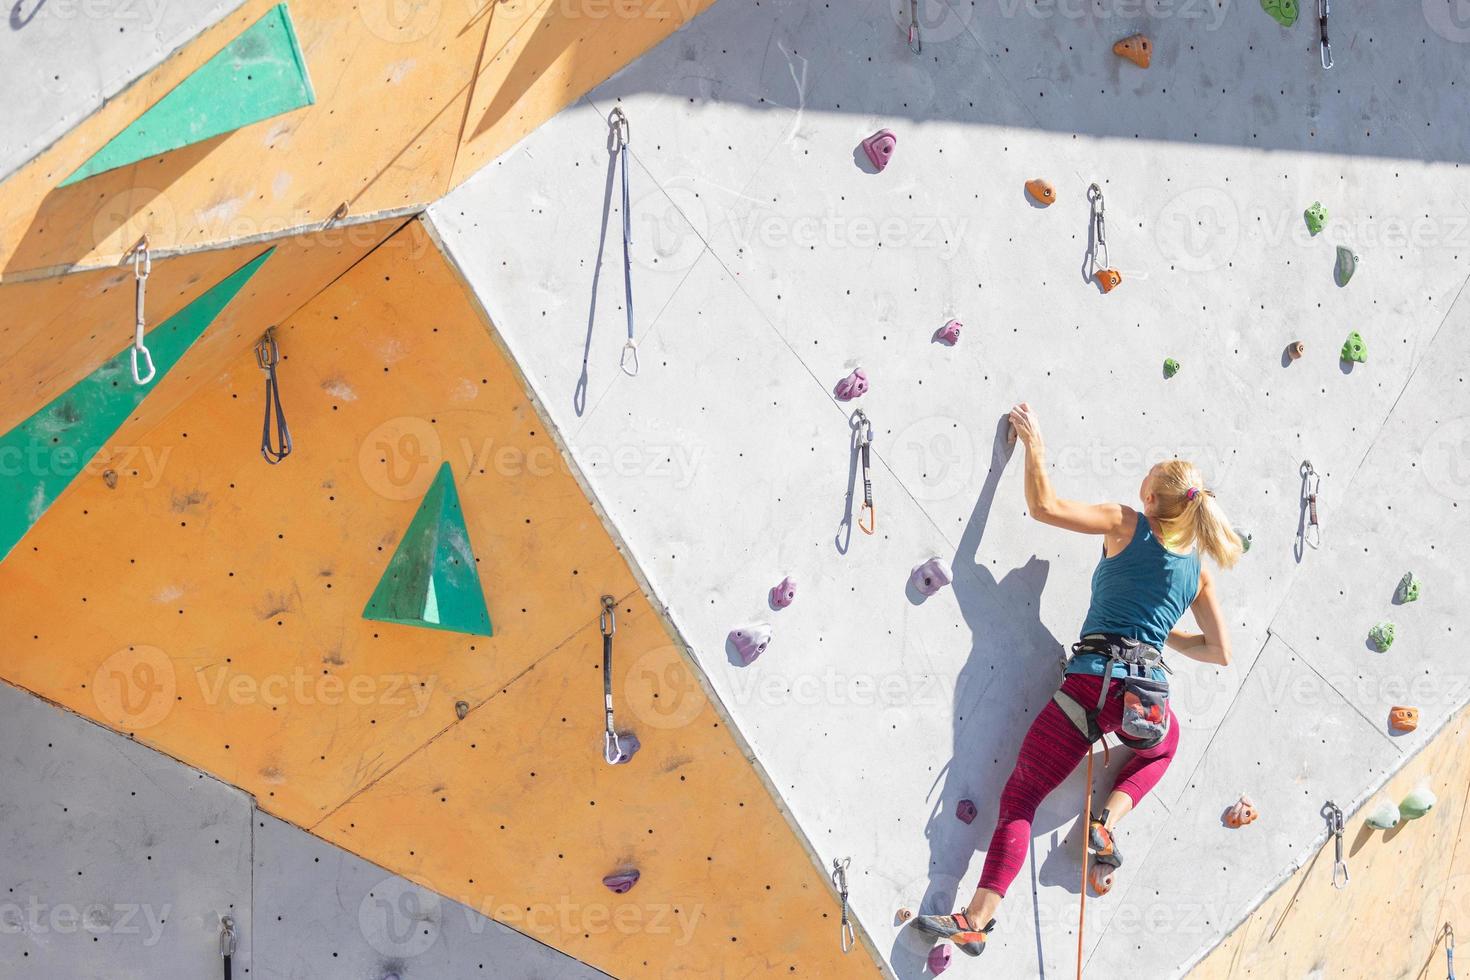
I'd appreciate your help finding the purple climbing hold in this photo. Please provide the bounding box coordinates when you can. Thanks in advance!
[770,576,797,609]
[602,870,641,894]
[955,798,977,824]
[935,319,961,345]
[911,557,953,597]
[835,368,869,401]
[607,731,640,765]
[729,624,772,665]
[928,943,952,974]
[861,129,897,171]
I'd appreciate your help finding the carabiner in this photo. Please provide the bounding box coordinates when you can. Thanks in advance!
[1301,460,1322,550]
[1321,801,1348,889]
[1446,922,1457,980]
[129,239,156,385]
[620,338,640,377]
[1317,0,1332,69]
[907,0,921,54]
[607,106,630,155]
[1088,183,1110,271]
[854,409,875,535]
[831,857,856,953]
[255,328,292,464]
[600,593,617,636]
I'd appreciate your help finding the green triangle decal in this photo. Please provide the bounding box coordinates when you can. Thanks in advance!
[60,4,315,187]
[363,463,494,637]
[0,248,274,563]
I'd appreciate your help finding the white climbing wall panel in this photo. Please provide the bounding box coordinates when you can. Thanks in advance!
[0,0,243,182]
[428,0,1470,974]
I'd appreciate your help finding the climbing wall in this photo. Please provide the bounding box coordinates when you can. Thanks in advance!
[424,0,1470,975]
[0,218,882,976]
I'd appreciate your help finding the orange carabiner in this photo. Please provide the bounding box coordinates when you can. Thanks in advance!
[859,503,876,535]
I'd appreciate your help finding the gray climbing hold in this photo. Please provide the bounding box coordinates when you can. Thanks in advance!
[1395,571,1420,604]
[1304,202,1327,236]
[1235,528,1252,553]
[1369,621,1396,652]
[1334,245,1358,286]
[1366,799,1400,830]
[455,700,469,720]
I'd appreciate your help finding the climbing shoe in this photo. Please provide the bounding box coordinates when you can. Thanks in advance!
[910,911,994,957]
[1088,811,1123,868]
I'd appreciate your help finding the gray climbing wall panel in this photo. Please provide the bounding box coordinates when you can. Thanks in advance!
[426,0,1470,975]
[252,814,610,980]
[0,681,253,979]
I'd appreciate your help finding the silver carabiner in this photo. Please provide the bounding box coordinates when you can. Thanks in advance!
[1321,801,1348,889]
[1301,460,1322,549]
[831,857,855,953]
[607,106,630,155]
[1088,183,1110,270]
[907,0,921,54]
[129,239,156,385]
[1317,0,1333,69]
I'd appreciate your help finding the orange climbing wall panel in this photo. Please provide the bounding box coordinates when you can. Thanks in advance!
[0,219,880,976]
[0,0,710,280]
[0,216,406,436]
[1189,710,1470,979]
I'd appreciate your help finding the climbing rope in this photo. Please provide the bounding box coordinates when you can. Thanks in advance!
[906,0,921,54]
[1301,460,1322,550]
[255,328,292,464]
[129,238,155,385]
[220,914,236,980]
[601,595,633,765]
[1317,0,1333,69]
[831,857,855,953]
[853,409,875,534]
[607,107,638,377]
[1321,801,1348,889]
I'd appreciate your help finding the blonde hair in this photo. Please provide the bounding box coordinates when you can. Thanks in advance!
[1150,460,1243,569]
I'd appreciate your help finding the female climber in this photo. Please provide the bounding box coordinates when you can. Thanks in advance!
[913,402,1242,957]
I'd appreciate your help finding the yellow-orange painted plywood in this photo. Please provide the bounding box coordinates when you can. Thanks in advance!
[1190,713,1470,979]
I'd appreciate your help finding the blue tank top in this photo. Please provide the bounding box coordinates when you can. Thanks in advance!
[1079,511,1201,650]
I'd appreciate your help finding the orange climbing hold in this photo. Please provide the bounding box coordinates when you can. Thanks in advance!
[1389,706,1419,732]
[896,908,913,923]
[1288,340,1306,360]
[1223,794,1258,828]
[1113,34,1152,69]
[1088,862,1115,895]
[1094,268,1123,293]
[1025,178,1056,206]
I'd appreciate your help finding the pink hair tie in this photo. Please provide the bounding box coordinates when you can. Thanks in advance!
[1186,486,1200,501]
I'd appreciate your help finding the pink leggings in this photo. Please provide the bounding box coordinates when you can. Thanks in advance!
[977,673,1178,897]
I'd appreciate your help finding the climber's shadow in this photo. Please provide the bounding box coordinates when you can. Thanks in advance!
[889,416,1076,978]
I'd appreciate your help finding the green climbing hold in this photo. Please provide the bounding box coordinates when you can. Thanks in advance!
[1340,330,1367,363]
[1369,621,1396,652]
[1366,800,1401,830]
[1334,246,1358,286]
[1396,571,1421,603]
[363,462,493,637]
[1304,202,1328,236]
[1261,0,1299,27]
[1399,788,1437,821]
[0,249,273,564]
[1163,358,1181,378]
[1235,528,1253,553]
[60,5,315,186]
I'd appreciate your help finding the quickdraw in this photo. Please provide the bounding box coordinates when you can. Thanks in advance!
[255,328,292,464]
[607,107,639,377]
[906,0,921,53]
[1321,800,1348,889]
[1301,460,1322,550]
[600,595,639,765]
[854,409,875,534]
[1086,183,1122,292]
[831,857,856,953]
[220,914,237,980]
[129,238,156,385]
[1446,922,1457,980]
[1317,0,1333,69]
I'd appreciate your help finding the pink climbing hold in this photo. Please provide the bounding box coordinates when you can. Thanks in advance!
[602,870,640,894]
[770,576,797,609]
[861,129,897,171]
[835,368,868,401]
[911,558,953,597]
[927,943,952,974]
[935,319,961,345]
[955,798,977,824]
[729,624,772,665]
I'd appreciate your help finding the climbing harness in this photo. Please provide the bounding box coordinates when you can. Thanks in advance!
[906,0,921,53]
[220,914,237,980]
[607,108,638,377]
[1445,922,1457,980]
[255,328,292,464]
[600,595,639,764]
[1055,635,1171,749]
[1300,460,1322,550]
[1321,801,1348,889]
[853,409,875,534]
[1317,0,1333,69]
[129,238,155,385]
[831,857,855,953]
[1086,184,1122,292]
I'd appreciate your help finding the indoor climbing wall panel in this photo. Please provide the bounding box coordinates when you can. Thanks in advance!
[0,218,883,977]
[425,0,1470,974]
[0,0,714,280]
[0,0,242,182]
[0,681,255,979]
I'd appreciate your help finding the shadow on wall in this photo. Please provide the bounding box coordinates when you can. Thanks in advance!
[591,0,1470,164]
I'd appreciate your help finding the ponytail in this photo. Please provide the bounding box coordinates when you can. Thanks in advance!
[1151,460,1243,569]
